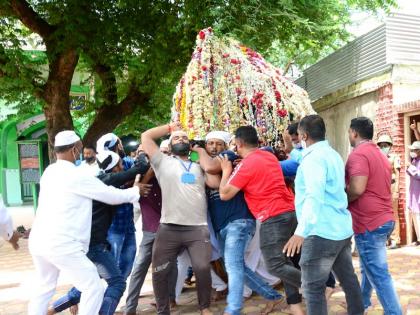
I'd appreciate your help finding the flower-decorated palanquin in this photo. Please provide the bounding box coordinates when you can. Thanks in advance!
[171,28,315,143]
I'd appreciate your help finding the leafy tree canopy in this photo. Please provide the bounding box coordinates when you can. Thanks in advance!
[0,0,396,146]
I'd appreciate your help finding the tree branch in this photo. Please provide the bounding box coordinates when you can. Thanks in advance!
[94,63,118,107]
[9,0,54,39]
[283,59,294,75]
[83,82,150,145]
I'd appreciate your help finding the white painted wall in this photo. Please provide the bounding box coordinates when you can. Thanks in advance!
[318,91,379,160]
[392,65,420,105]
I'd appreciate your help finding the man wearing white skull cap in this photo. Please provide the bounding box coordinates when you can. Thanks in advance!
[28,130,143,315]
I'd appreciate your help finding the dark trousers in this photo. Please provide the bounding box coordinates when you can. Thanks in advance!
[291,252,336,288]
[260,212,302,305]
[300,236,364,315]
[125,231,177,313]
[152,224,211,315]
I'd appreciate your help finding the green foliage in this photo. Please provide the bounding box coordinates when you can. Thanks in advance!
[0,0,396,136]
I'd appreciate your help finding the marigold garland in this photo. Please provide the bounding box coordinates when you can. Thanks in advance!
[171,27,315,143]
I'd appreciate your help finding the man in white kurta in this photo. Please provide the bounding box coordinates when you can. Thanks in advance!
[28,131,141,315]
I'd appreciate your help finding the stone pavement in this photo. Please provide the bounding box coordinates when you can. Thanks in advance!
[1,239,420,315]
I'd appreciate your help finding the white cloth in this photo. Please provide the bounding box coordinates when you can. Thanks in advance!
[175,250,191,302]
[175,250,226,303]
[0,196,13,241]
[54,130,80,146]
[28,253,104,315]
[205,131,231,144]
[79,160,100,177]
[96,133,119,152]
[29,159,140,256]
[211,268,227,291]
[96,151,120,172]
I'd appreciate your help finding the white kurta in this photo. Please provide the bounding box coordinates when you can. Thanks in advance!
[29,159,139,256]
[28,159,140,315]
[0,196,13,241]
[79,160,100,177]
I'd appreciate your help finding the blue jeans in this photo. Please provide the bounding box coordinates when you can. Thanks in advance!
[107,230,137,279]
[218,219,282,315]
[53,243,126,315]
[355,221,402,315]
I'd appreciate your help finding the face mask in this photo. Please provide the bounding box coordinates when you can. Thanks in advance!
[300,140,307,149]
[171,142,190,156]
[292,142,302,149]
[72,148,82,166]
[85,156,95,163]
[410,152,418,159]
[380,147,391,155]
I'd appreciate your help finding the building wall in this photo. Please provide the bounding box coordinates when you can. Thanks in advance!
[392,65,420,105]
[317,91,379,160]
[316,82,420,244]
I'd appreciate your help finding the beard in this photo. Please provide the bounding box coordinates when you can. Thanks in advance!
[171,142,190,156]
[85,157,95,163]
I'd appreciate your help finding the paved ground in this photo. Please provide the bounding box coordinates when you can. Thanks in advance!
[1,237,420,315]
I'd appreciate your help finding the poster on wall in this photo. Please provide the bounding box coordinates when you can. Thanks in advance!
[18,142,41,184]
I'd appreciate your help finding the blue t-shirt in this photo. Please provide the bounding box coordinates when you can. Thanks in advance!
[280,147,304,177]
[207,189,254,232]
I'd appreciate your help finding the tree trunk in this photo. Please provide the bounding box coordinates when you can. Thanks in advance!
[83,87,149,147]
[42,49,79,162]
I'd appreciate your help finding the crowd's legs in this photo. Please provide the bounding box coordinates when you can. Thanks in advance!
[218,218,282,315]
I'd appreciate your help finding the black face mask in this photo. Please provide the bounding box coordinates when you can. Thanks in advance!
[171,142,190,156]
[85,156,95,163]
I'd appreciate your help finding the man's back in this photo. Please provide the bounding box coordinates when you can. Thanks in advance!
[295,141,353,240]
[30,161,94,255]
[346,142,394,234]
[228,150,295,222]
[30,160,140,255]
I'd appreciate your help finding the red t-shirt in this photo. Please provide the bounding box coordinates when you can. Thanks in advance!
[345,142,394,234]
[228,150,295,222]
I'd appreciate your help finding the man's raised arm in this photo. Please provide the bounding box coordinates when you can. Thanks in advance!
[141,123,180,158]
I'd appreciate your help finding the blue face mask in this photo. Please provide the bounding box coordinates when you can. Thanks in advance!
[75,153,83,166]
[292,142,302,149]
[72,147,83,166]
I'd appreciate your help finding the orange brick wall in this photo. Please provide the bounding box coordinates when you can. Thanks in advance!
[374,83,408,244]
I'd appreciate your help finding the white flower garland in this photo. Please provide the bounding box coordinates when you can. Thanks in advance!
[172,28,315,143]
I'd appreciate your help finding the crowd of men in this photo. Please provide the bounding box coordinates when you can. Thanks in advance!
[1,114,418,315]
